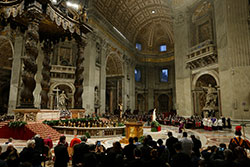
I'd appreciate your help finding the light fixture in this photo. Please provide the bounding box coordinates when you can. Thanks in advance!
[152,10,156,14]
[66,1,79,10]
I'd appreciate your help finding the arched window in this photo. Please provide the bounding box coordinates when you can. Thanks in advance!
[160,44,167,52]
[160,69,168,82]
[135,68,141,82]
[136,43,142,51]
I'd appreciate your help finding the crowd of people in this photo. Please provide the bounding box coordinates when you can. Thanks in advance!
[0,125,250,167]
[156,114,232,131]
[103,110,232,133]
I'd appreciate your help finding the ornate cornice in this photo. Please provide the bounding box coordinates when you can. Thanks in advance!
[0,0,23,6]
[0,0,93,37]
[1,0,24,18]
[186,40,218,70]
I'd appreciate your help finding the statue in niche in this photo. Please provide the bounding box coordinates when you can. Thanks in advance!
[58,91,71,118]
[202,84,217,109]
[94,87,99,105]
[58,91,68,111]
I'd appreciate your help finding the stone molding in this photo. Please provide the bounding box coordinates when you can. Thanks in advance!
[186,40,218,70]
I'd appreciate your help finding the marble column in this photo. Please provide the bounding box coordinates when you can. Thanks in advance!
[33,43,43,109]
[99,41,109,114]
[174,7,192,117]
[130,61,136,111]
[109,88,113,113]
[74,37,86,109]
[123,55,132,111]
[82,34,97,114]
[116,80,120,106]
[40,40,52,109]
[19,18,40,108]
[8,30,24,114]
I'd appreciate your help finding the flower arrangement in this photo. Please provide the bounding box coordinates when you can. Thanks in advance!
[151,121,161,132]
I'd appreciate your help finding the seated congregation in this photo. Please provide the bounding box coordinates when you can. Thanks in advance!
[0,126,250,167]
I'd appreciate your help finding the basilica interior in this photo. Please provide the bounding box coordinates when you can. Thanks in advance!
[0,0,250,166]
[0,0,250,120]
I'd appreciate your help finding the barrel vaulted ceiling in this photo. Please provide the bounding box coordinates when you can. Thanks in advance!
[93,0,175,54]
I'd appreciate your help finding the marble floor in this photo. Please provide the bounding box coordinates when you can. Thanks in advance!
[1,125,250,167]
[1,125,250,152]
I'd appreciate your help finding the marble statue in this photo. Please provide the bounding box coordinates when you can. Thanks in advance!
[94,87,99,105]
[118,103,123,119]
[202,84,217,110]
[58,91,68,111]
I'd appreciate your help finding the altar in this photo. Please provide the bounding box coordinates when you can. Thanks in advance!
[120,122,143,143]
[13,109,85,122]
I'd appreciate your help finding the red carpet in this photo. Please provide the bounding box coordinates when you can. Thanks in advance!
[26,123,61,141]
[0,122,61,141]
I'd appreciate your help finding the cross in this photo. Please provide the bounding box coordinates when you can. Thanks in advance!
[53,87,60,109]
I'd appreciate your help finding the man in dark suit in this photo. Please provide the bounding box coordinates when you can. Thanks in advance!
[165,132,178,159]
[72,135,89,167]
[54,136,69,167]
[124,137,136,161]
[171,142,192,167]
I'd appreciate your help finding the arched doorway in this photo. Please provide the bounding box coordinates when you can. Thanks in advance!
[105,52,124,114]
[158,94,169,112]
[192,73,220,116]
[136,94,146,113]
[0,36,13,114]
[49,83,75,110]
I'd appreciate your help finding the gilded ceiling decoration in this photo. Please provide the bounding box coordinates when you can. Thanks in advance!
[93,0,174,54]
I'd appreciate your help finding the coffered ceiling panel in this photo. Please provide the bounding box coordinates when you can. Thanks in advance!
[93,0,174,54]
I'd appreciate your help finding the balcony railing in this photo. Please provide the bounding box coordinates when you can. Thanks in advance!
[186,40,217,70]
[50,65,76,79]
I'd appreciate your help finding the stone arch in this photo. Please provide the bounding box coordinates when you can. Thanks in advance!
[0,35,14,114]
[49,82,76,109]
[192,70,220,116]
[105,51,124,76]
[105,51,124,113]
[192,70,219,90]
